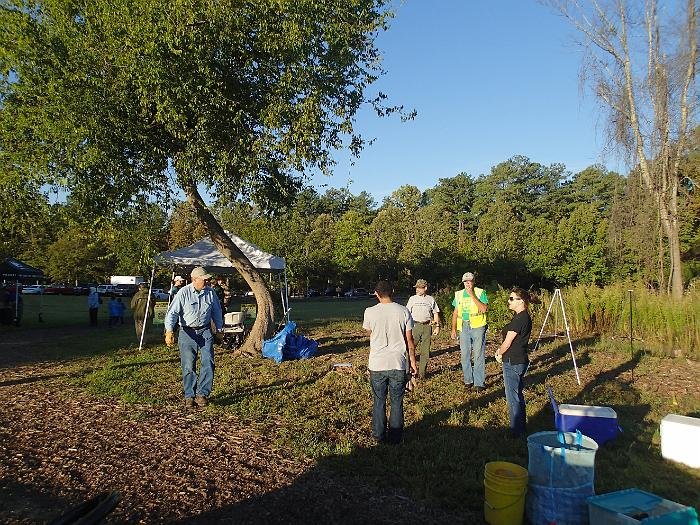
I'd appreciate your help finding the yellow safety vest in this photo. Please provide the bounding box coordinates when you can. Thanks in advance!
[454,288,487,331]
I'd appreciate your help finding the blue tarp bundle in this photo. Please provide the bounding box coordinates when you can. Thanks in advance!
[261,321,318,363]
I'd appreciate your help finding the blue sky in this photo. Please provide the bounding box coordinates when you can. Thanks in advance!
[310,1,624,201]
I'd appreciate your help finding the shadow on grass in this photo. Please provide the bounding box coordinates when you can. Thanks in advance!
[213,370,330,406]
[314,336,368,356]
[174,339,700,524]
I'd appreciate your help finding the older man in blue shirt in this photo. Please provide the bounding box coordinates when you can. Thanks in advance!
[165,266,223,408]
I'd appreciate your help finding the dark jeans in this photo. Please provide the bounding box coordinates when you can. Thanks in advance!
[89,308,98,326]
[370,369,407,444]
[502,360,528,437]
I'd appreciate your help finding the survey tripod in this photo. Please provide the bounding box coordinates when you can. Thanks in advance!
[532,288,581,385]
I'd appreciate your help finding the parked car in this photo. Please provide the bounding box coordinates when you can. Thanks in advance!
[96,284,117,296]
[4,283,22,294]
[21,285,44,295]
[306,288,320,297]
[114,284,137,297]
[344,287,371,297]
[73,284,92,295]
[44,283,71,295]
[151,288,169,301]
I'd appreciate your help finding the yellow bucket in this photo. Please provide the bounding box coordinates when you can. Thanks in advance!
[483,461,528,525]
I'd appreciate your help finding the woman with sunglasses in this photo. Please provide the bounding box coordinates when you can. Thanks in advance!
[495,287,534,438]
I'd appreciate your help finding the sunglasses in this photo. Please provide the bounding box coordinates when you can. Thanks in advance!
[508,296,521,302]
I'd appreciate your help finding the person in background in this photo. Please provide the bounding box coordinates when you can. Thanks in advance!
[405,279,440,380]
[451,272,488,391]
[117,297,126,324]
[108,296,121,328]
[88,287,100,326]
[495,287,535,438]
[169,275,186,299]
[130,283,155,340]
[363,280,417,444]
[212,277,226,310]
[164,266,223,409]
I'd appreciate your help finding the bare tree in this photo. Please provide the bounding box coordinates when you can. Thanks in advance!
[548,0,697,297]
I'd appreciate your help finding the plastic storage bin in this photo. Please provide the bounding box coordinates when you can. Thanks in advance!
[660,414,700,468]
[548,387,621,445]
[587,488,699,524]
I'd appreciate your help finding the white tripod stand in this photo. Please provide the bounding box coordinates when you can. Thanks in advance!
[533,288,581,385]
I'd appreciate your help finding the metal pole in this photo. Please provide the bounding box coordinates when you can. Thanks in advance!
[628,289,633,356]
[557,289,581,386]
[533,290,557,352]
[138,266,156,352]
[14,279,19,323]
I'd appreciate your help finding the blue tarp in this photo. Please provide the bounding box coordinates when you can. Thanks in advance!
[262,321,318,363]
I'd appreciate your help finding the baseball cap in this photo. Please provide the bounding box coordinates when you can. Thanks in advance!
[462,272,475,282]
[191,266,212,280]
[414,279,428,288]
[174,275,185,282]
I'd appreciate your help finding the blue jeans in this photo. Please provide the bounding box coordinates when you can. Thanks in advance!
[502,361,528,437]
[459,324,486,387]
[370,370,407,444]
[179,327,215,399]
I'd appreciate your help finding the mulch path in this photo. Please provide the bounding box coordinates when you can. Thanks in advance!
[0,326,466,524]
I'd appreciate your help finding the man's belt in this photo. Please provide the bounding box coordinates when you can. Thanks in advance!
[184,325,207,330]
[415,320,431,325]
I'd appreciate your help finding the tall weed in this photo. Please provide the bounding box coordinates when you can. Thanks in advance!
[542,284,699,359]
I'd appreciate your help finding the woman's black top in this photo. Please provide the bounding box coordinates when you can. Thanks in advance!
[500,310,532,365]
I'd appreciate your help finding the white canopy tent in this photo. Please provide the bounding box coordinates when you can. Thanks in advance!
[143,232,289,352]
[156,232,286,273]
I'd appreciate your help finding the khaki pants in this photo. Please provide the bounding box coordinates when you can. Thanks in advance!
[412,322,432,378]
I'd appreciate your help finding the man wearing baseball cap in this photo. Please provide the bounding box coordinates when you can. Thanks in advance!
[406,279,440,379]
[169,275,186,300]
[451,272,488,391]
[164,266,223,408]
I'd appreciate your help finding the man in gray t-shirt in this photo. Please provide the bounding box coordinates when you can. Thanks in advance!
[363,280,416,444]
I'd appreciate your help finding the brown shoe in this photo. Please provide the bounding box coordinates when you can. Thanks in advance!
[184,398,194,408]
[194,396,208,407]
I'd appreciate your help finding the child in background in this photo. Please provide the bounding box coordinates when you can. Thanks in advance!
[108,297,121,327]
[117,297,126,324]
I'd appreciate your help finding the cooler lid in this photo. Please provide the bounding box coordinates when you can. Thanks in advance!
[559,404,617,418]
[589,489,662,513]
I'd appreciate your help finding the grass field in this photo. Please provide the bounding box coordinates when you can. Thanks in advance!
[2,295,699,520]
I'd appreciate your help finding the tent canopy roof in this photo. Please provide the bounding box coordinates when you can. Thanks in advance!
[0,257,44,279]
[155,231,285,274]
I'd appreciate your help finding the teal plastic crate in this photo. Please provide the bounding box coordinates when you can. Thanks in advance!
[587,489,698,524]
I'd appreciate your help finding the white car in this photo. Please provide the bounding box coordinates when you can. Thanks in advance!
[151,288,169,300]
[21,285,44,295]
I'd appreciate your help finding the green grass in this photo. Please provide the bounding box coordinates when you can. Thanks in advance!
[9,294,131,329]
[4,295,700,515]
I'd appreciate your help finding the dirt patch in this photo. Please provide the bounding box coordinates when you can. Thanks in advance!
[0,378,465,523]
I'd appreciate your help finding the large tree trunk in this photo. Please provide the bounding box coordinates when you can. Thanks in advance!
[182,181,274,356]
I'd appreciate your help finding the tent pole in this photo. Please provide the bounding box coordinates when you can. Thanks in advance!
[15,279,19,323]
[166,269,175,311]
[139,266,156,352]
[283,263,289,322]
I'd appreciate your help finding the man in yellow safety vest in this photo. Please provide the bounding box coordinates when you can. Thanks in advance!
[451,272,488,390]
